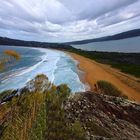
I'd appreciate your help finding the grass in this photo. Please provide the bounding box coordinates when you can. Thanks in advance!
[0,90,13,100]
[97,80,128,98]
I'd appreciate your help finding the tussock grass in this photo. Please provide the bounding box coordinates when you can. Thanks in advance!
[97,80,128,98]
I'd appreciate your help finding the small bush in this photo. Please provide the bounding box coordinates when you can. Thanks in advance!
[0,90,13,100]
[57,84,71,100]
[4,50,20,60]
[97,80,128,98]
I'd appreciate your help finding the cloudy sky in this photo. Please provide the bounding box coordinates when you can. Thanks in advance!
[0,0,140,42]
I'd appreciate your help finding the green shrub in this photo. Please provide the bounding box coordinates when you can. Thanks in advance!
[0,75,87,140]
[0,90,13,100]
[97,80,128,98]
[57,84,71,102]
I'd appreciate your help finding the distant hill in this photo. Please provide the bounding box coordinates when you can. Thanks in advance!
[66,29,140,45]
[0,36,70,49]
[1,28,140,47]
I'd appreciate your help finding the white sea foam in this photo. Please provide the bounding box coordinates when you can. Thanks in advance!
[16,56,46,77]
[0,47,87,93]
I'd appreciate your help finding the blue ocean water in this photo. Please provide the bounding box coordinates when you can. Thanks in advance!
[0,45,87,93]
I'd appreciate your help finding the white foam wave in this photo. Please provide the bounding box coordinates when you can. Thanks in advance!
[16,58,45,77]
[0,47,87,93]
[16,49,48,77]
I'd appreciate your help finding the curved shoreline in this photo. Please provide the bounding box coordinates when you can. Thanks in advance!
[68,52,140,103]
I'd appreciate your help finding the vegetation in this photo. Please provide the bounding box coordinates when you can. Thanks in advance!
[0,90,13,100]
[0,50,20,71]
[1,75,128,139]
[0,75,86,140]
[85,120,111,138]
[97,80,128,98]
[0,36,139,78]
[66,47,140,78]
[4,50,20,60]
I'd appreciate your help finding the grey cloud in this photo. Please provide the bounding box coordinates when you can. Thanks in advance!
[59,0,138,20]
[0,0,140,42]
[96,1,140,27]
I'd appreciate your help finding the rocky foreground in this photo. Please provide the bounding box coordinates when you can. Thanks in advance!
[64,92,140,139]
[0,75,140,140]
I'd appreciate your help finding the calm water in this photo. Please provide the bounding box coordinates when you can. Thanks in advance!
[73,36,140,52]
[0,45,87,93]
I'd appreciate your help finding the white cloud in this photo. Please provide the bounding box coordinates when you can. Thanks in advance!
[0,0,140,42]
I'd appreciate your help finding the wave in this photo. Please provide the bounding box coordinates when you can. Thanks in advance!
[53,52,87,93]
[16,57,46,77]
[0,47,87,93]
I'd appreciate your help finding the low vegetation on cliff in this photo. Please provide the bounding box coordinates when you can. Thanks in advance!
[0,75,140,140]
[97,80,128,98]
[0,75,86,140]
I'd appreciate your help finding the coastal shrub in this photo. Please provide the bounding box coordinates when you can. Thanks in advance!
[0,90,13,100]
[0,50,20,71]
[69,121,86,140]
[45,84,86,140]
[97,80,128,98]
[57,84,71,102]
[0,75,86,140]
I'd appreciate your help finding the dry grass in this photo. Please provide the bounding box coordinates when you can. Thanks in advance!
[4,50,20,60]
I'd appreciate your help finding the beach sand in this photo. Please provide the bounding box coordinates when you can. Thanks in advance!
[68,52,140,103]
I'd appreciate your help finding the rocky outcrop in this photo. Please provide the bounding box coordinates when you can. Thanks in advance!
[64,92,140,139]
[1,75,140,139]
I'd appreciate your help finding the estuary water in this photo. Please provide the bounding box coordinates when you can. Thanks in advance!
[73,36,140,52]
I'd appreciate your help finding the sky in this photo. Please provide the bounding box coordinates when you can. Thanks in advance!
[0,0,140,42]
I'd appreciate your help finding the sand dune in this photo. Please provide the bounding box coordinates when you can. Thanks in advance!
[69,52,140,103]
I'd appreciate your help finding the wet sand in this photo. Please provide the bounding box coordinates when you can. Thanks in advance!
[68,52,140,103]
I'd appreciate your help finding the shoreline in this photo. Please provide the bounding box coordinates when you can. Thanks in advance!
[1,45,140,102]
[72,58,91,91]
[0,47,87,93]
[67,52,140,103]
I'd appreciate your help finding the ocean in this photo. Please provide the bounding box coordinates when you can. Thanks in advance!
[73,36,140,52]
[0,45,87,93]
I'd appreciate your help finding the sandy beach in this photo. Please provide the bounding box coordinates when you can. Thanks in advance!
[68,52,140,103]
